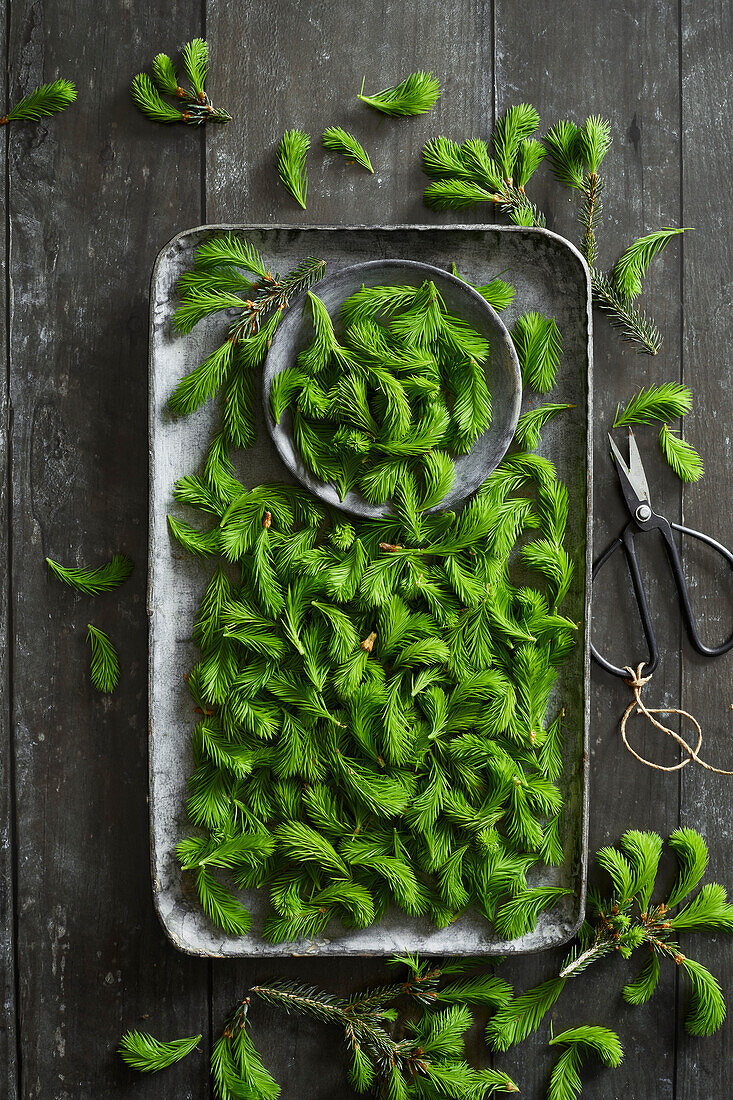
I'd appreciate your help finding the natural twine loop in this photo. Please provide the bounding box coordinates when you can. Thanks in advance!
[620,663,733,775]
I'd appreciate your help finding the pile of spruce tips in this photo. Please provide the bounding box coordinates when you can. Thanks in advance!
[270,281,493,508]
[168,236,577,945]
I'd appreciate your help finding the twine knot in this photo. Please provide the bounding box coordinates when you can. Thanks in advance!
[618,664,733,776]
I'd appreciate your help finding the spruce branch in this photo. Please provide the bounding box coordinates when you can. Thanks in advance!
[86,624,120,693]
[423,106,686,354]
[277,129,310,209]
[358,71,441,117]
[1,78,76,124]
[46,553,134,595]
[591,271,663,355]
[118,1030,201,1073]
[487,828,733,1055]
[322,126,374,172]
[131,39,231,126]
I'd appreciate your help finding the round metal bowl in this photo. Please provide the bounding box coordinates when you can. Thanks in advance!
[262,259,522,519]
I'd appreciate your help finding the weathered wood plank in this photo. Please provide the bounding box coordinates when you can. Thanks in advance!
[7,5,210,1096]
[0,3,17,1095]
[493,1,683,1095]
[677,0,733,1094]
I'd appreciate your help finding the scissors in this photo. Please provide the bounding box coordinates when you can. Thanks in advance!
[591,429,733,678]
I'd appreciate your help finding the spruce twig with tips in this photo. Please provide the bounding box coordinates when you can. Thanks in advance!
[131,39,231,126]
[424,106,688,355]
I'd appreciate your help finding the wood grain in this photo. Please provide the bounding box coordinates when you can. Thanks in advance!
[0,4,17,1095]
[677,0,733,1094]
[7,3,210,1097]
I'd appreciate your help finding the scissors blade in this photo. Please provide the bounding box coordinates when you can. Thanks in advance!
[608,430,653,518]
[626,429,651,503]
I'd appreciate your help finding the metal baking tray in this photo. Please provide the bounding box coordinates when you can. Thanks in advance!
[148,224,593,957]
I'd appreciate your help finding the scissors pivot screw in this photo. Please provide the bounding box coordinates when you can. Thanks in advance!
[636,503,652,522]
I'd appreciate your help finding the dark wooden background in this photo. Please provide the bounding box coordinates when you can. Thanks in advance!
[2,0,732,1096]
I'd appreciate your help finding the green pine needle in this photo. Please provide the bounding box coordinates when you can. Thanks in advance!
[357,71,441,116]
[613,227,688,300]
[46,553,134,595]
[424,179,498,210]
[515,403,573,449]
[182,38,208,96]
[547,1026,623,1100]
[86,625,120,693]
[613,382,693,427]
[277,129,310,209]
[659,423,704,482]
[119,1030,201,1073]
[151,53,179,96]
[577,115,612,174]
[543,120,584,189]
[512,313,563,393]
[322,126,374,172]
[131,72,184,124]
[3,78,77,123]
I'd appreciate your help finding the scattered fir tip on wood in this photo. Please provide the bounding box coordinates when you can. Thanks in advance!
[118,1030,201,1073]
[131,39,231,126]
[276,129,310,209]
[358,71,441,116]
[612,227,689,300]
[547,1026,623,1100]
[422,104,546,226]
[46,552,134,594]
[86,625,120,693]
[0,78,76,125]
[486,827,733,1058]
[612,382,703,482]
[322,126,374,172]
[659,423,704,482]
[613,381,693,427]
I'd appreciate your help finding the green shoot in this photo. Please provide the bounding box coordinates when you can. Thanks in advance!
[46,553,134,595]
[613,228,689,300]
[547,1026,623,1100]
[358,71,441,116]
[659,424,704,482]
[322,126,373,172]
[613,382,693,427]
[1,79,76,124]
[512,313,563,393]
[86,625,120,693]
[118,1030,201,1073]
[277,129,310,209]
[515,403,573,450]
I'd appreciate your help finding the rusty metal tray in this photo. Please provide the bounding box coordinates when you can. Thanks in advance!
[148,224,593,956]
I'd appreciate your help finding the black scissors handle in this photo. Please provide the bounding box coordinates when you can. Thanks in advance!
[591,514,733,679]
